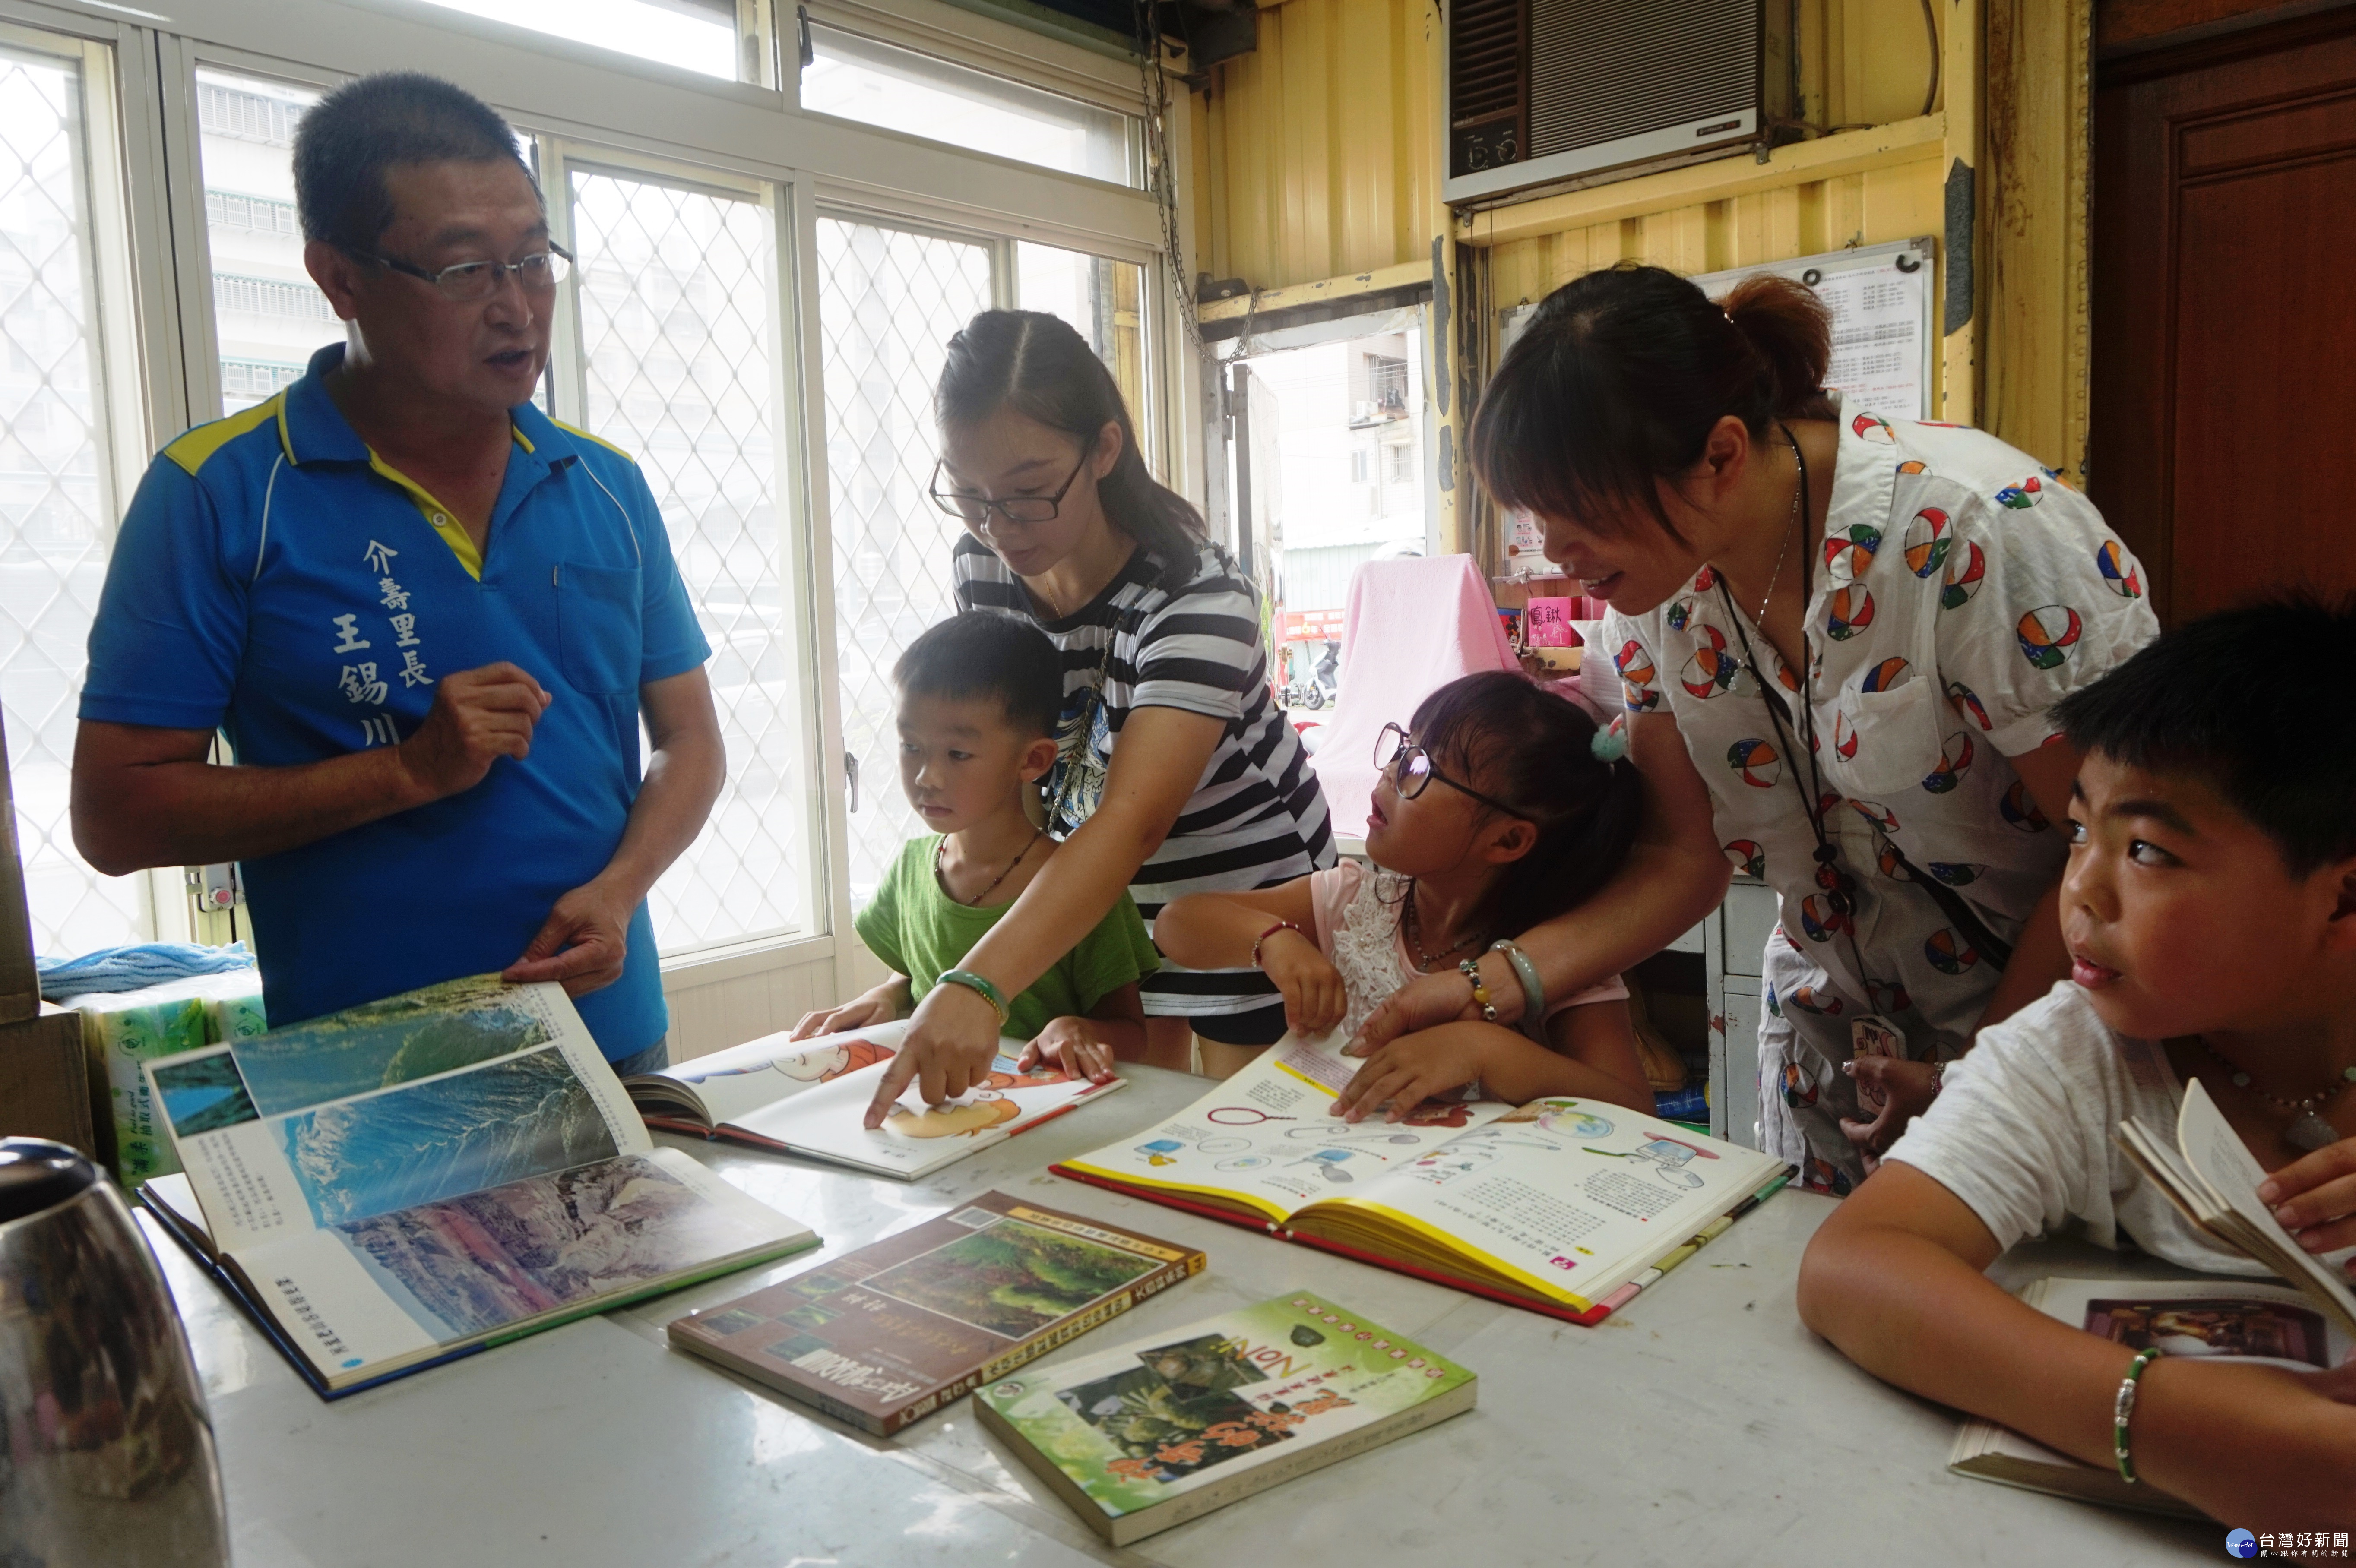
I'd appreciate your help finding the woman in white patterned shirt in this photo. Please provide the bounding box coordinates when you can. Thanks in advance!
[861,310,1335,1124]
[1352,264,2157,1193]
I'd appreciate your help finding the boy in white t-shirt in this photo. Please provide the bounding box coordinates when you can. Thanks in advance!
[1796,595,2356,1530]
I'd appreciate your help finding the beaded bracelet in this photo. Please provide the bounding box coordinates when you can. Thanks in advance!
[1252,921,1308,970]
[1457,958,1499,1023]
[938,968,1009,1029]
[1489,939,1544,1034]
[2114,1346,2163,1485]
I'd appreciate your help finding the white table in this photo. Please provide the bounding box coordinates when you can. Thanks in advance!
[149,1064,2226,1567]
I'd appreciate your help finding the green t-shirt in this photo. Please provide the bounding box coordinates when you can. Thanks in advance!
[854,835,1160,1041]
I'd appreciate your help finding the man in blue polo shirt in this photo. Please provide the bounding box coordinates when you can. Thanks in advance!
[71,73,722,1072]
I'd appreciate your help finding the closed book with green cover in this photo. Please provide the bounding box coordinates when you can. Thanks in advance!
[975,1291,1476,1545]
[666,1190,1204,1434]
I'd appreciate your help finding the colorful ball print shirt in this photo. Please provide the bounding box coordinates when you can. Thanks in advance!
[1601,399,2159,1192]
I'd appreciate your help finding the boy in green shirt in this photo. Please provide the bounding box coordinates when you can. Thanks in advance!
[792,613,1157,1081]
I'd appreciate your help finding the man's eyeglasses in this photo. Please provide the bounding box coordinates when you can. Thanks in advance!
[1374,722,1524,818]
[928,445,1091,526]
[357,243,573,303]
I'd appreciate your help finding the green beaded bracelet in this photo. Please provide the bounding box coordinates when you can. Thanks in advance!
[938,968,1009,1029]
[2114,1346,2163,1485]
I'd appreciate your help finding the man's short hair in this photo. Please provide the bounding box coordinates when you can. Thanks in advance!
[292,72,538,254]
[893,614,1063,740]
[2053,592,2356,874]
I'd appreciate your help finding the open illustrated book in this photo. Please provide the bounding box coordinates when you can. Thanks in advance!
[1051,1029,1793,1324]
[1950,1276,2352,1517]
[621,1020,1127,1180]
[1950,1076,2356,1515]
[136,975,818,1398]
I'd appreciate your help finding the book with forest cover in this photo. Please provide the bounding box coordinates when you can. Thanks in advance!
[975,1290,1476,1546]
[622,1020,1127,1180]
[666,1190,1205,1434]
[1051,1029,1792,1325]
[1950,1275,2354,1516]
[135,974,818,1398]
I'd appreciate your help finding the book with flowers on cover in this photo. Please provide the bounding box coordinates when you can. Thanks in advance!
[1051,1029,1791,1324]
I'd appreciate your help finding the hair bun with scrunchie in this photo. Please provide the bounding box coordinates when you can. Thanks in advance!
[1590,722,1629,763]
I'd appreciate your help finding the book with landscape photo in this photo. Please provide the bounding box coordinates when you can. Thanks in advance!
[623,1020,1128,1180]
[1051,1029,1791,1324]
[2116,1075,2356,1337]
[667,1189,1205,1434]
[975,1289,1476,1546]
[136,974,819,1397]
[1950,1275,2353,1516]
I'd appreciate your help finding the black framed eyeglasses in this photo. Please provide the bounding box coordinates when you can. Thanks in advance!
[358,243,573,302]
[1374,722,1523,817]
[928,445,1091,526]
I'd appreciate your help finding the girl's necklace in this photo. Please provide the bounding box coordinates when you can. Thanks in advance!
[935,828,1044,907]
[1402,886,1482,971]
[2198,1037,2356,1152]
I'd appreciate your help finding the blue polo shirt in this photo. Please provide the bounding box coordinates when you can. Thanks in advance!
[79,343,709,1058]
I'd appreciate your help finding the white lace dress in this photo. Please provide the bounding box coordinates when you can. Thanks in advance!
[1307,862,1628,1047]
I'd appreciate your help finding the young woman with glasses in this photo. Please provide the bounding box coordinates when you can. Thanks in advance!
[1153,670,1653,1116]
[860,309,1338,1123]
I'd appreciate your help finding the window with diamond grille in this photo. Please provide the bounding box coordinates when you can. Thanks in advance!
[815,217,993,909]
[196,71,331,414]
[0,43,141,954]
[570,168,806,953]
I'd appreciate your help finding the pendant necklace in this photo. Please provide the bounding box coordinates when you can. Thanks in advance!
[1402,886,1482,971]
[1751,436,1805,630]
[2200,1037,2356,1152]
[935,827,1044,907]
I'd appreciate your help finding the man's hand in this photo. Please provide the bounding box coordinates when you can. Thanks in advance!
[2260,1137,2356,1268]
[1333,1021,1494,1123]
[1258,928,1346,1036]
[1019,1018,1117,1084]
[864,979,1001,1129]
[505,879,633,997]
[791,987,901,1041]
[1839,1056,1943,1167]
[399,662,551,799]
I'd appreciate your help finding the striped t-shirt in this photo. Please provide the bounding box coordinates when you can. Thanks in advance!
[953,533,1336,1019]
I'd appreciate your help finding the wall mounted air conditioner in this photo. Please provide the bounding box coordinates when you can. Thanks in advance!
[1444,0,1794,208]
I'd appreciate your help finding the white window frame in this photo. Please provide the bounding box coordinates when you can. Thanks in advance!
[5,0,1200,1009]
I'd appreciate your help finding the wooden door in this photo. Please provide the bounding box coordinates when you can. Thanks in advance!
[2090,12,2356,624]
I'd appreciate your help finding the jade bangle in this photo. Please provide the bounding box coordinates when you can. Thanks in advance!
[938,968,1009,1029]
[1489,939,1545,1037]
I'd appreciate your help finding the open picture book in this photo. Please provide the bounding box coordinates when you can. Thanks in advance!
[622,1019,1127,1180]
[136,975,819,1397]
[2117,1075,2356,1338]
[1951,1275,2353,1517]
[1052,1030,1792,1324]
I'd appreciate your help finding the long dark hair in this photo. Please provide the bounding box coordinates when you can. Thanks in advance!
[936,309,1209,590]
[1471,262,1835,542]
[1404,671,1643,942]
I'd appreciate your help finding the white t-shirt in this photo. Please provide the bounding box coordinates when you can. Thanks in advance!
[1886,982,2356,1277]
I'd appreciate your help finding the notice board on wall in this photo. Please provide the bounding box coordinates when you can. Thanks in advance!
[1498,236,1938,423]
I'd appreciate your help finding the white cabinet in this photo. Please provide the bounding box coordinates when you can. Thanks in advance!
[1705,878,1778,1149]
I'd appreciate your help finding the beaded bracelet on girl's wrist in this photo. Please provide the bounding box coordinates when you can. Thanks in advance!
[2114,1346,2163,1485]
[938,968,1009,1029]
[1458,957,1499,1023]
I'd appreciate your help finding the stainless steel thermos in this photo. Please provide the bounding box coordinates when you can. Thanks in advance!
[0,1137,229,1566]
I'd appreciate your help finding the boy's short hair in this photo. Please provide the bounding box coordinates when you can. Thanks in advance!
[893,613,1063,739]
[293,72,540,255]
[2053,593,2356,873]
